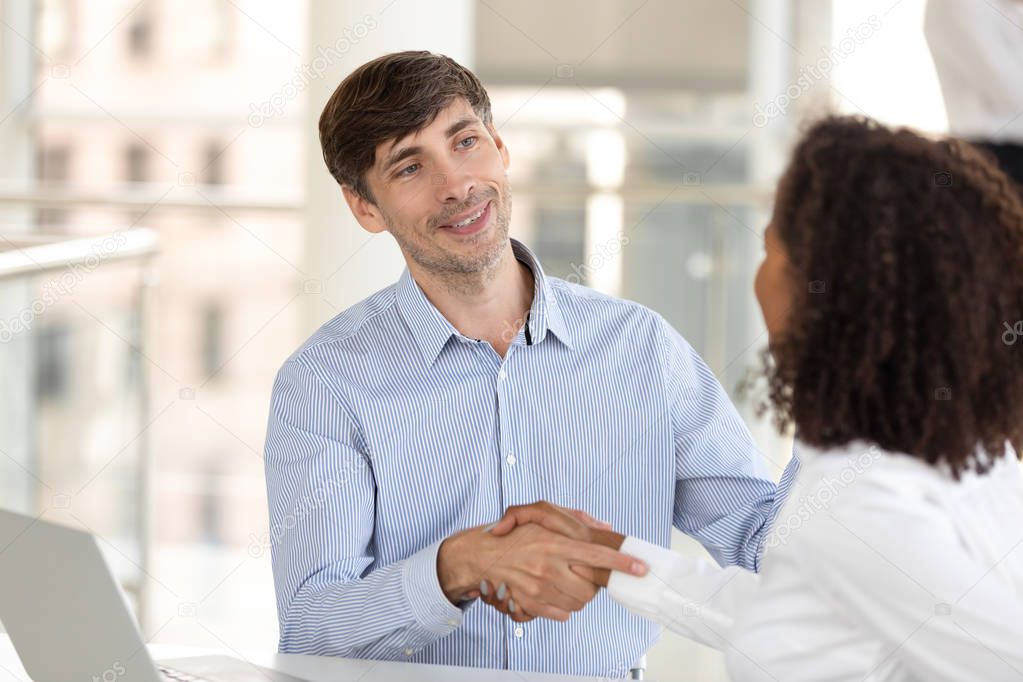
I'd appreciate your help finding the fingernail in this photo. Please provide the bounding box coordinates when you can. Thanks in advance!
[508,599,517,613]
[496,582,507,600]
[479,580,489,597]
[632,561,647,576]
[483,522,497,533]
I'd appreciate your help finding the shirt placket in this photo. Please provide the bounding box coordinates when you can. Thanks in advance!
[491,338,540,664]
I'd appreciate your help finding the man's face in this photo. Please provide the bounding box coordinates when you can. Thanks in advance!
[357,98,512,277]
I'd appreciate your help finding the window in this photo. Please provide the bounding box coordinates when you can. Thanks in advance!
[38,0,75,60]
[200,140,226,186]
[127,7,154,58]
[34,323,72,401]
[200,303,224,381]
[198,467,224,545]
[125,143,149,183]
[35,143,72,231]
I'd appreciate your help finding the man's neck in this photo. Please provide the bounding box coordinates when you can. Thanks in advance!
[409,242,534,358]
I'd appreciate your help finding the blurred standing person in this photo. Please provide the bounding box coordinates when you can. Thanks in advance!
[925,0,1023,186]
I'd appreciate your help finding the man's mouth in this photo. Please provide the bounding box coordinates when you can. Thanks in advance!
[438,200,492,234]
[451,205,486,227]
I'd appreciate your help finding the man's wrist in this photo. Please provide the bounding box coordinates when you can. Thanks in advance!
[437,529,479,604]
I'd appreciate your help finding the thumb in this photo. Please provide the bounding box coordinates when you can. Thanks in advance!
[485,515,517,537]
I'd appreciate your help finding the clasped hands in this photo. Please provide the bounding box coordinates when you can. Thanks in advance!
[437,501,647,623]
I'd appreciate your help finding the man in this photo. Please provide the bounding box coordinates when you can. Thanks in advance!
[263,50,797,678]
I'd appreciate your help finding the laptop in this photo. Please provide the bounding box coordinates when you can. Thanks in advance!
[0,508,308,681]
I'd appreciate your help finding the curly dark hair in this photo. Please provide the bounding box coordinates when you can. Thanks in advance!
[763,115,1023,477]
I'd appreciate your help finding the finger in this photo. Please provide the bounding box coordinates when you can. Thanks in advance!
[507,599,541,623]
[506,569,585,614]
[479,583,512,613]
[508,600,538,623]
[483,594,512,615]
[563,507,613,531]
[496,503,589,541]
[548,565,600,605]
[486,580,515,612]
[565,539,648,576]
[520,601,572,622]
[493,550,593,613]
[571,563,612,589]
[486,590,535,623]
[487,516,517,537]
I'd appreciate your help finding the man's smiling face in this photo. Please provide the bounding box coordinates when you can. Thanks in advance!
[351,97,513,277]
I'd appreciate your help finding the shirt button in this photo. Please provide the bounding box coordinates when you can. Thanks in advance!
[404,648,414,656]
[498,369,507,381]
[447,618,459,626]
[506,454,517,465]
[514,626,524,638]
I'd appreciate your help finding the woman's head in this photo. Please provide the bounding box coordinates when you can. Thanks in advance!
[755,115,1023,476]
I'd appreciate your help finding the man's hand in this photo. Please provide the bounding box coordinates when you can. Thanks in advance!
[437,502,645,623]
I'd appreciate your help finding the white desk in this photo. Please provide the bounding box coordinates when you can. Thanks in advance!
[0,634,604,681]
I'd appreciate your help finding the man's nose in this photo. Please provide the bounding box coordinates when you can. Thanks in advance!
[431,164,476,206]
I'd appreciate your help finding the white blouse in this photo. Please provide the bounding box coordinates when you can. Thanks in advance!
[925,0,1023,142]
[608,441,1023,681]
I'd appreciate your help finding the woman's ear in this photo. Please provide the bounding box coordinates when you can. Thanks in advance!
[341,186,388,234]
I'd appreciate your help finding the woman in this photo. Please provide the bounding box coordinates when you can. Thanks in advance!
[486,116,1023,680]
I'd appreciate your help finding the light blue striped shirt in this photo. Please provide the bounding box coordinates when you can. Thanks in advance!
[264,239,798,678]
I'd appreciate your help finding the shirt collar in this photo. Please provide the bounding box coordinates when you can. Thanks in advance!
[395,238,574,368]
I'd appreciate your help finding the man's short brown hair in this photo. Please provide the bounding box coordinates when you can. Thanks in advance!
[318,51,493,203]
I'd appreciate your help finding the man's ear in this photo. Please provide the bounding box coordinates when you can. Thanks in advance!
[488,123,510,170]
[341,185,388,234]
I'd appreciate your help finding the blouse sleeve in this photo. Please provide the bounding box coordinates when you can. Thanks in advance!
[607,536,759,650]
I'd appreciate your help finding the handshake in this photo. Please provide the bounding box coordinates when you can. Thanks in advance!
[437,501,648,623]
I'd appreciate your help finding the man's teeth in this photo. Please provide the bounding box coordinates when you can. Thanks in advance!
[451,205,485,228]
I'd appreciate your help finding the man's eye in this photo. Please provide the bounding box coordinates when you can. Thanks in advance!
[458,136,477,149]
[397,163,420,177]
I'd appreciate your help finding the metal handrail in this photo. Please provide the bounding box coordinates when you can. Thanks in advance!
[0,228,158,280]
[0,228,159,624]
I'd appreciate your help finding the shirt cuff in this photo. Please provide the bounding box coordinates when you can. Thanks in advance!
[607,536,679,619]
[401,539,466,636]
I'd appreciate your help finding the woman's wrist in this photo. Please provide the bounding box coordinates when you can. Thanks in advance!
[590,528,626,550]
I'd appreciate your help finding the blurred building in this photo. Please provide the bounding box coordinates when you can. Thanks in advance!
[13,0,307,647]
